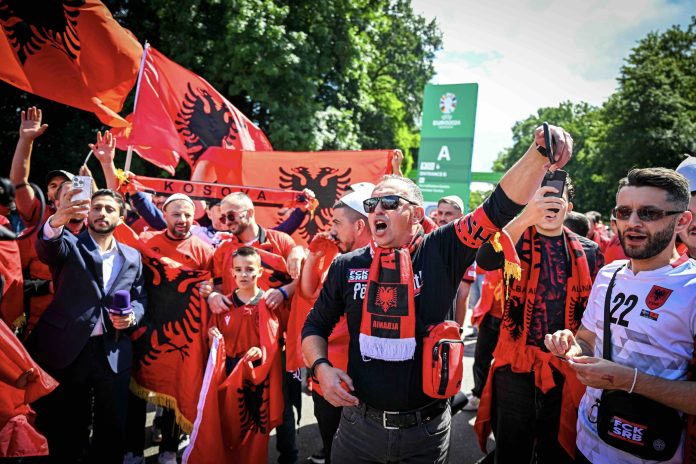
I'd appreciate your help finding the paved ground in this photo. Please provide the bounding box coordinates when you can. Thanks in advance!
[144,334,496,463]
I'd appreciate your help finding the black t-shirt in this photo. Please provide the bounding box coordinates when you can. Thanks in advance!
[302,186,522,411]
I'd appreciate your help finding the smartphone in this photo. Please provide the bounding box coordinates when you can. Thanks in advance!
[541,169,567,199]
[71,176,93,202]
[542,121,555,165]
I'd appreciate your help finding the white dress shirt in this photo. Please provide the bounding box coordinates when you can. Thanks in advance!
[43,217,125,336]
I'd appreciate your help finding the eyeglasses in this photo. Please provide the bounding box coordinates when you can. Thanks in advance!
[219,210,248,223]
[363,195,418,213]
[612,206,684,222]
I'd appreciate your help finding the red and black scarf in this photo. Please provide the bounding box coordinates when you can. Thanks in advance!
[359,229,423,361]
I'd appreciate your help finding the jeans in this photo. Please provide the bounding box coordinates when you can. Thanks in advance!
[492,365,573,464]
[331,403,451,464]
[471,314,501,398]
[312,390,342,464]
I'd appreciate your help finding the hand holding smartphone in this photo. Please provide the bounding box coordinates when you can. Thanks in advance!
[71,176,92,203]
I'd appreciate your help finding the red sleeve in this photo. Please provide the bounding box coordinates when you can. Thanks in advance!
[274,231,297,260]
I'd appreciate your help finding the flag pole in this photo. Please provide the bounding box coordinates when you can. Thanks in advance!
[124,41,150,172]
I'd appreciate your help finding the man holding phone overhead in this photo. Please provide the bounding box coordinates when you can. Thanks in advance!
[474,169,604,463]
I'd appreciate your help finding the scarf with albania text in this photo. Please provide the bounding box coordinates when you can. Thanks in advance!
[359,228,424,361]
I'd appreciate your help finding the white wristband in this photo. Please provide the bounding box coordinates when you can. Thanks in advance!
[628,367,638,394]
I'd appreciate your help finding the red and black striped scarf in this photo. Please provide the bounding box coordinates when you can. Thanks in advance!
[359,228,423,361]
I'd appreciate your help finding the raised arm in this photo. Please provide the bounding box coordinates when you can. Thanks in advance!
[10,107,48,220]
[92,130,119,190]
[498,125,573,205]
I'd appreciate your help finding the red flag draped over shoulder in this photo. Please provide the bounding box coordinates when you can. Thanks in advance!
[199,148,393,245]
[128,244,211,433]
[184,301,283,464]
[0,0,141,127]
[115,45,272,174]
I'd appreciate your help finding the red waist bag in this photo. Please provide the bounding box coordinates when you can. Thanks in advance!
[422,321,465,399]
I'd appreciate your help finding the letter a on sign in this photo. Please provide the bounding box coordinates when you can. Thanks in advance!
[437,145,451,161]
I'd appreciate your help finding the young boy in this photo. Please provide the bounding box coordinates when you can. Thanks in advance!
[186,247,283,464]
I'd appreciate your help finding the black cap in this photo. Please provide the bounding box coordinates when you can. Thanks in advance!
[45,170,75,184]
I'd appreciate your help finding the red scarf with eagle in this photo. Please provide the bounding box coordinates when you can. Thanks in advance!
[475,227,592,459]
[184,297,283,464]
[358,230,423,362]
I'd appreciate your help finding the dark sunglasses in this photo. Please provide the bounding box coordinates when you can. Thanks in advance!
[219,210,248,223]
[612,206,684,222]
[363,195,417,213]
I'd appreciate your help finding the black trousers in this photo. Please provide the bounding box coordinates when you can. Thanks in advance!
[125,395,181,455]
[33,336,130,464]
[471,314,501,398]
[491,365,573,464]
[331,403,451,464]
[312,390,342,464]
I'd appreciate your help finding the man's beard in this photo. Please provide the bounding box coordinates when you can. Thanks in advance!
[619,220,676,260]
[88,221,117,235]
[168,225,190,238]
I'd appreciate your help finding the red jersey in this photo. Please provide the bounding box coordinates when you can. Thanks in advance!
[139,230,213,271]
[212,227,296,294]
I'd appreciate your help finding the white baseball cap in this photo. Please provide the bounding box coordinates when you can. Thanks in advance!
[438,195,464,212]
[339,189,372,217]
[676,155,696,193]
[163,193,195,210]
[349,182,375,194]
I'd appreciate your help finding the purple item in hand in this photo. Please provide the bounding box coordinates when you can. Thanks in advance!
[109,290,132,316]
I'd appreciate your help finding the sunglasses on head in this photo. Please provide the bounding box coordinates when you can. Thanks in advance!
[612,206,684,222]
[363,195,417,213]
[219,210,248,223]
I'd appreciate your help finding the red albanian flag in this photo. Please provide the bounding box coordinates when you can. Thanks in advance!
[115,45,272,174]
[0,0,141,127]
[199,148,394,245]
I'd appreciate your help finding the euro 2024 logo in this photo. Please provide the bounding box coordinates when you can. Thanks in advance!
[439,93,457,115]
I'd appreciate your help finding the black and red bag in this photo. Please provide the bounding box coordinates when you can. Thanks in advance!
[422,321,465,399]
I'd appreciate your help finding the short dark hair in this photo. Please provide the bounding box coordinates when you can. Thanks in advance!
[333,200,367,223]
[92,189,126,216]
[617,168,690,210]
[585,210,601,224]
[233,246,260,263]
[564,211,591,238]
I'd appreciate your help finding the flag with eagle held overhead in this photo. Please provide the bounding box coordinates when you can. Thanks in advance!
[0,0,142,126]
[114,45,272,174]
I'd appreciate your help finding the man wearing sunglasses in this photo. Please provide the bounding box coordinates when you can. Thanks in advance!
[473,177,603,464]
[302,124,574,463]
[545,168,696,464]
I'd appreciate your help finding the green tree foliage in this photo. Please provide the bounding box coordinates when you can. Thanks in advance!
[492,17,696,216]
[0,0,441,185]
[592,17,696,213]
[491,101,604,213]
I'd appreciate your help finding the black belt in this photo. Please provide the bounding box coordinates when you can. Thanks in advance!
[363,400,448,430]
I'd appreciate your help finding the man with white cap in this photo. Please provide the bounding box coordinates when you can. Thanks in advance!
[676,155,696,258]
[126,193,214,464]
[300,189,373,464]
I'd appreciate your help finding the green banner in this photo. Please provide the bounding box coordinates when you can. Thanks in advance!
[417,83,478,208]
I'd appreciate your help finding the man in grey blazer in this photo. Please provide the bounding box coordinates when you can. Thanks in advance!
[30,188,146,464]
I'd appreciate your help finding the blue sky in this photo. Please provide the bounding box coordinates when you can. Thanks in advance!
[412,0,694,180]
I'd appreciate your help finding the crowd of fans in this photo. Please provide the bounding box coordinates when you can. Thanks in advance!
[1,107,695,464]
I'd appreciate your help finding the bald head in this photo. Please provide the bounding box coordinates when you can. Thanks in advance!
[221,192,254,210]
